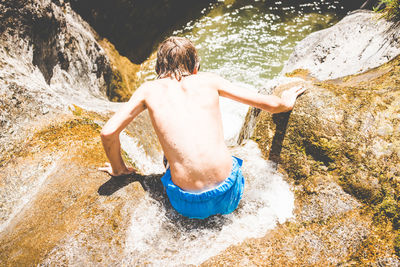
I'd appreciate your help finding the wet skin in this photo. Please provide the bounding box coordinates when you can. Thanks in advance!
[99,68,305,191]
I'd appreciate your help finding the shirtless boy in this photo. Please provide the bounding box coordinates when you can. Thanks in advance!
[99,36,305,219]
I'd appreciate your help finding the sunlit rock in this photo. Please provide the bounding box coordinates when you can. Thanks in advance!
[282,10,400,80]
[238,21,400,264]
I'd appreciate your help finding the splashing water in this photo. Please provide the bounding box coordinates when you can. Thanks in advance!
[122,141,294,266]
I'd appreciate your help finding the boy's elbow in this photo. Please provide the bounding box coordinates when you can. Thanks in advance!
[266,103,291,114]
[261,101,279,113]
[100,128,118,141]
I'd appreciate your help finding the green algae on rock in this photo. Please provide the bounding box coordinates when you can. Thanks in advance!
[234,10,400,262]
[97,38,157,102]
[375,0,400,21]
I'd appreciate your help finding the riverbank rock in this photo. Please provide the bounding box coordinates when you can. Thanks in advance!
[0,1,162,265]
[230,13,400,264]
[0,0,160,162]
[0,0,110,159]
[281,10,400,80]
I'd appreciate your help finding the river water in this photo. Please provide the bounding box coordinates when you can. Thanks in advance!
[140,0,347,143]
[18,1,350,265]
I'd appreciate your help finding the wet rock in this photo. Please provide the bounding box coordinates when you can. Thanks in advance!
[0,0,111,162]
[0,1,163,265]
[282,10,400,80]
[0,0,160,165]
[0,0,112,92]
[376,257,400,267]
[296,182,361,223]
[202,208,371,266]
[237,13,400,261]
[0,117,152,265]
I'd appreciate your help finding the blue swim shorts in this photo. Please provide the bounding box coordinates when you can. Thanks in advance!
[161,156,245,219]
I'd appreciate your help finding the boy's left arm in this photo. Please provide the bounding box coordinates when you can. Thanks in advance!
[99,84,148,176]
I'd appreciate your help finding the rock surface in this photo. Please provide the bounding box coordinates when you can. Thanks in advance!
[0,2,163,265]
[231,12,400,264]
[0,0,161,164]
[0,0,110,160]
[282,10,400,80]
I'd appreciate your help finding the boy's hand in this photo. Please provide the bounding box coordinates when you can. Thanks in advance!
[98,162,135,176]
[281,86,306,111]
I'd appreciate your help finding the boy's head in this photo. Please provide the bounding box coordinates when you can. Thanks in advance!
[155,37,200,81]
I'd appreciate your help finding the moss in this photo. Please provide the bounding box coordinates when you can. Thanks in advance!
[393,215,400,230]
[1,115,102,167]
[375,0,400,21]
[70,104,83,116]
[247,54,400,260]
[284,69,312,80]
[121,149,138,171]
[394,232,400,257]
[0,113,134,265]
[98,38,142,102]
[379,196,399,218]
[303,135,338,166]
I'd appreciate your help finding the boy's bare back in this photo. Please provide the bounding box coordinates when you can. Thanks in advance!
[143,73,233,191]
[99,36,305,195]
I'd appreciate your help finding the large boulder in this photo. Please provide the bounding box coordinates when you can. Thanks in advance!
[236,11,400,264]
[0,0,160,162]
[281,10,400,80]
[0,0,111,157]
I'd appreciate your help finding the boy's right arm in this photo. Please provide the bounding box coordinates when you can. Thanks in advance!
[99,83,148,176]
[211,73,305,113]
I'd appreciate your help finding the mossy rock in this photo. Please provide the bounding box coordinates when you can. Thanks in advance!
[241,55,400,260]
[395,233,400,257]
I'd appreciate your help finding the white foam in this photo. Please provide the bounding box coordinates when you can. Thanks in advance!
[0,157,60,232]
[119,131,164,175]
[123,140,294,265]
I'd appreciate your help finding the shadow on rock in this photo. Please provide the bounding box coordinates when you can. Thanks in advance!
[268,111,292,165]
[98,172,230,231]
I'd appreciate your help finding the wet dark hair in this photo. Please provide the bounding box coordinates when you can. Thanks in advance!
[155,37,200,81]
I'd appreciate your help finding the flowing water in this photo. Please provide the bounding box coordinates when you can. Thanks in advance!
[3,1,352,265]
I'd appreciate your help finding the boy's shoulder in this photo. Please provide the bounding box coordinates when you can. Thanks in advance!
[197,71,220,79]
[137,79,167,93]
[190,72,224,87]
[138,72,223,93]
